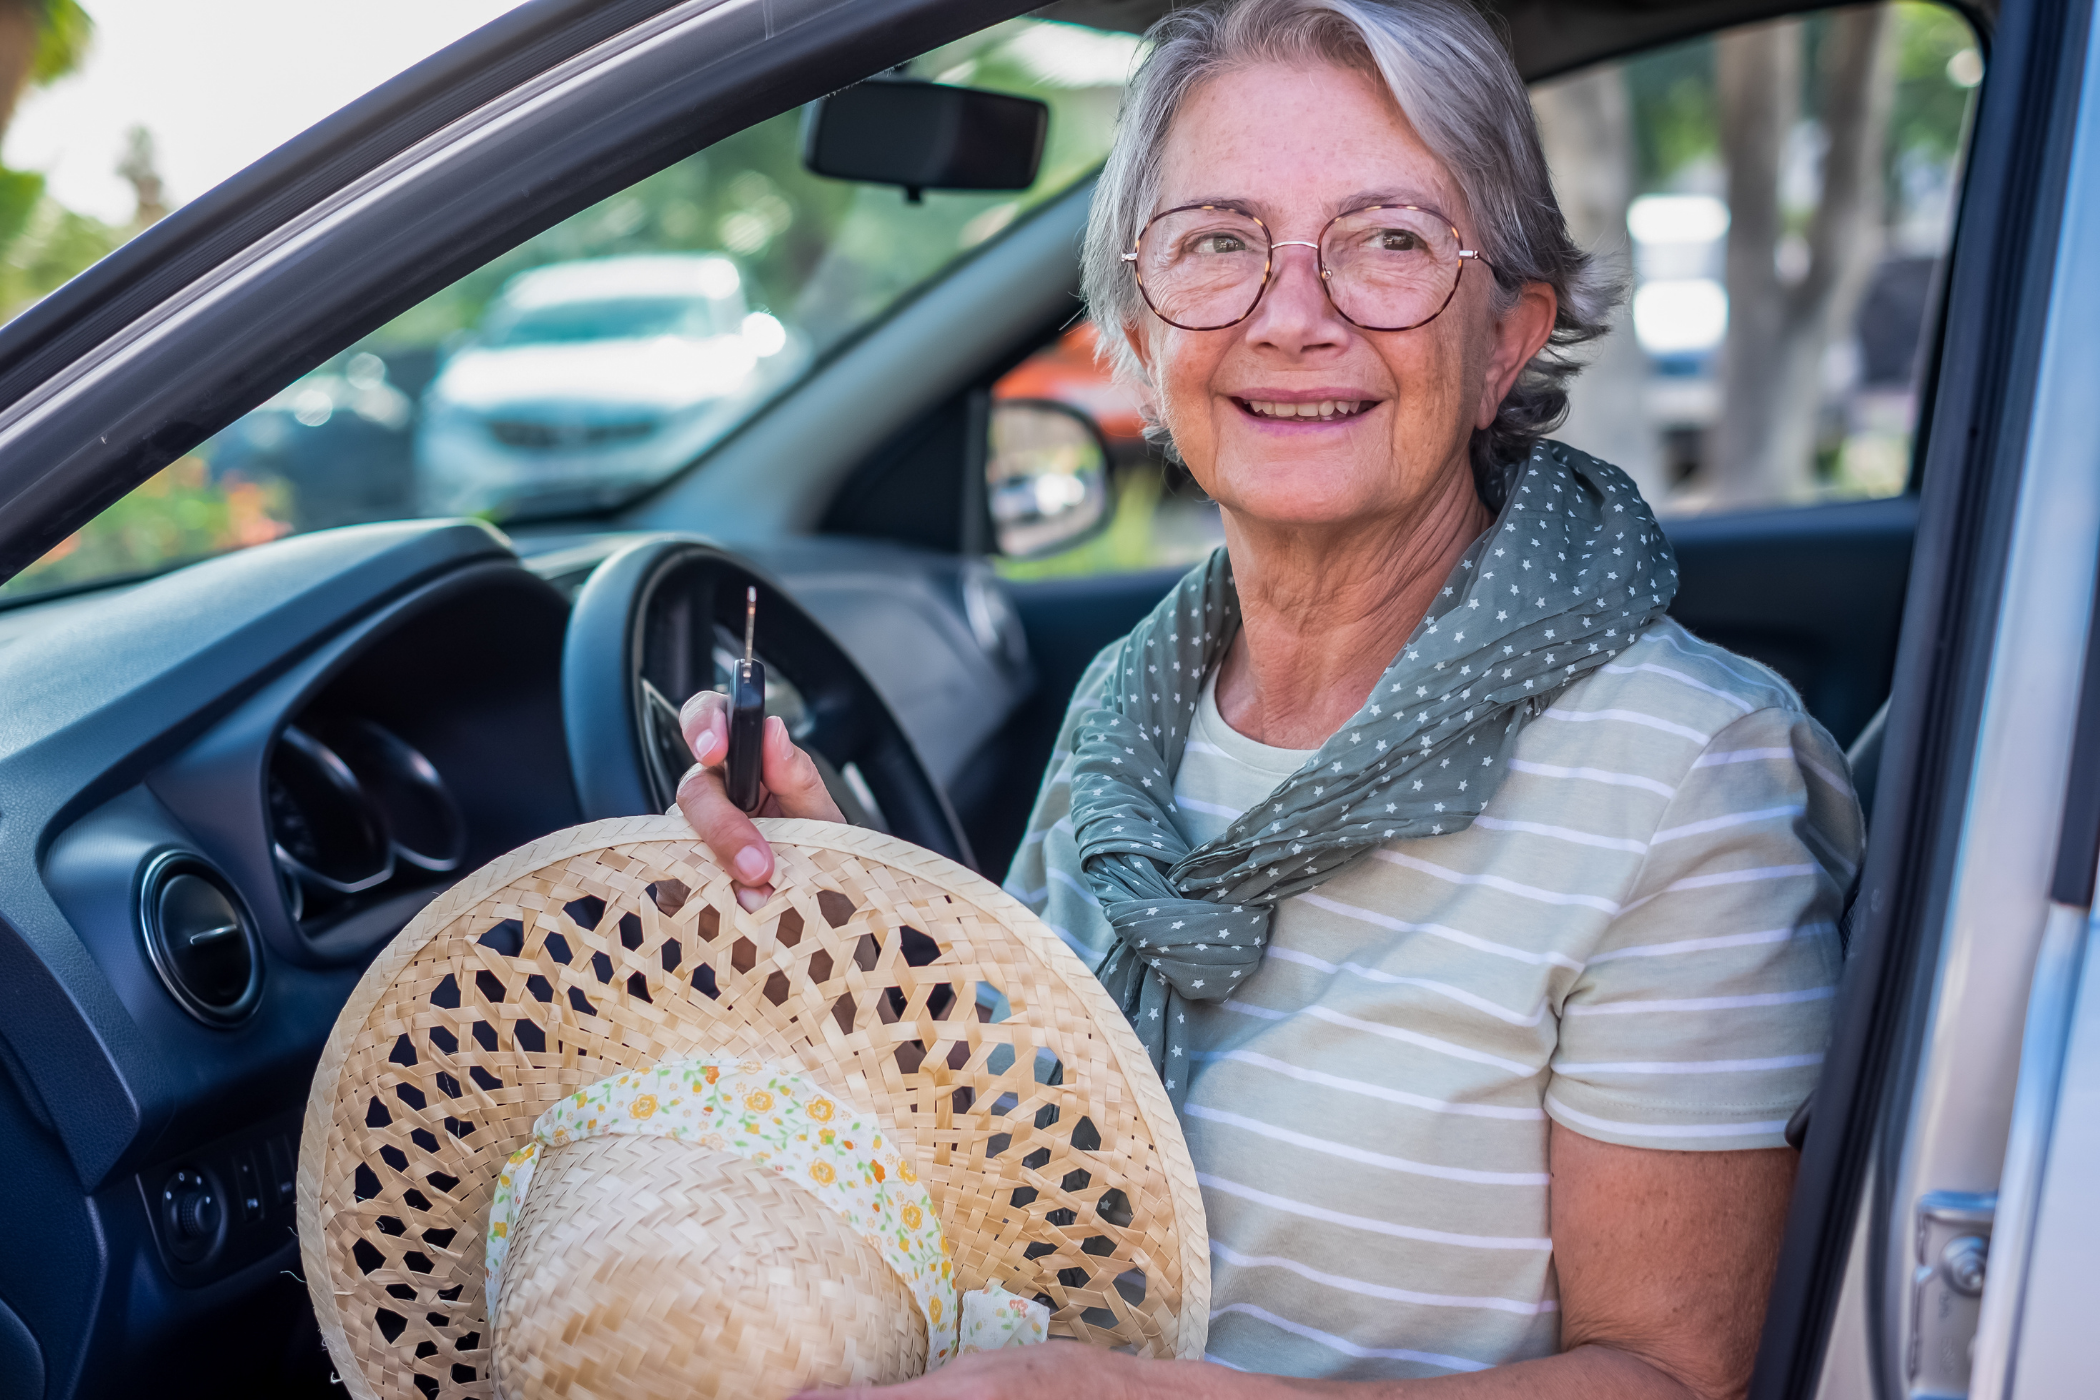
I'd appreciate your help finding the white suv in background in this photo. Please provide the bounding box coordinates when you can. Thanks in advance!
[414,253,801,518]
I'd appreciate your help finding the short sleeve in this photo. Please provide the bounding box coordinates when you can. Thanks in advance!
[1545,706,1862,1150]
[1001,641,1120,968]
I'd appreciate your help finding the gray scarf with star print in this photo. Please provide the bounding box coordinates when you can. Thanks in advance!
[1071,441,1678,1106]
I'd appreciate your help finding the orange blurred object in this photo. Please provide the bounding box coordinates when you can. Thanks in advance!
[993,322,1148,444]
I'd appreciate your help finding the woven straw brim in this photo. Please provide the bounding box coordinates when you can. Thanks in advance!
[299,816,1208,1400]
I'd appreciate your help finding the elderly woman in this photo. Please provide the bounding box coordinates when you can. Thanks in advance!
[677,0,1861,1395]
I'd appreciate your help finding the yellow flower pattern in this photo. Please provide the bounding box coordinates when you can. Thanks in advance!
[482,1057,1005,1368]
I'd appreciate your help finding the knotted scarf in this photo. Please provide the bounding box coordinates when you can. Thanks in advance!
[1071,441,1678,1104]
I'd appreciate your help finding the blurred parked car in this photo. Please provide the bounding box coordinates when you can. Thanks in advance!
[414,253,804,518]
[991,320,1148,453]
[205,351,420,531]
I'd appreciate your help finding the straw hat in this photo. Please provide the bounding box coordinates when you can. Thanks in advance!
[298,815,1208,1400]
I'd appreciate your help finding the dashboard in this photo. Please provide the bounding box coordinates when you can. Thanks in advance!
[0,519,1035,1398]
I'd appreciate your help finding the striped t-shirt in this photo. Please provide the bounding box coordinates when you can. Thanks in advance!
[1005,616,1861,1379]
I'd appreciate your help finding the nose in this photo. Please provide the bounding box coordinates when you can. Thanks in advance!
[1243,238,1346,351]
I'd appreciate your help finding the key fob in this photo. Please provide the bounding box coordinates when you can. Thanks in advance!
[725,657,766,813]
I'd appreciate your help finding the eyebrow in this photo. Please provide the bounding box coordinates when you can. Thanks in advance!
[1153,189,1456,223]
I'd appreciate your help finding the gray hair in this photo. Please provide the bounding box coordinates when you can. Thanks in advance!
[1082,0,1616,490]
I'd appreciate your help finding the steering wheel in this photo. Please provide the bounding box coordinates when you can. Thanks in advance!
[561,535,973,868]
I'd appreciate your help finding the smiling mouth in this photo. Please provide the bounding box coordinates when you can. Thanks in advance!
[1236,397,1375,421]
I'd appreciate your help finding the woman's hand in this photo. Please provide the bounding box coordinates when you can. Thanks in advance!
[676,689,845,911]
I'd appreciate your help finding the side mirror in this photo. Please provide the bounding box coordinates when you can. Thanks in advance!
[987,399,1111,558]
[801,81,1048,200]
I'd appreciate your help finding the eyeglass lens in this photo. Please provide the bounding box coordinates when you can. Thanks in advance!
[1133,205,1466,332]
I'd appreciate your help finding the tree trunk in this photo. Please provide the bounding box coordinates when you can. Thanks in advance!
[1533,64,1667,502]
[1701,6,1896,506]
[0,1,38,148]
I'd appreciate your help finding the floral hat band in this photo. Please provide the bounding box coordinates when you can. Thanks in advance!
[484,1057,1048,1366]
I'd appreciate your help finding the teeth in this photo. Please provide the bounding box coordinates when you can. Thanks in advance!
[1247,399,1364,419]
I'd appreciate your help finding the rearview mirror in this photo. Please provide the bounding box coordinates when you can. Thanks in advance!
[987,399,1111,558]
[802,81,1048,200]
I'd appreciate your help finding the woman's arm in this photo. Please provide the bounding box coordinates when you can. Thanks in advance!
[803,1119,1794,1400]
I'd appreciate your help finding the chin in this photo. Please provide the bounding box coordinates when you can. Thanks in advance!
[1214,468,1387,529]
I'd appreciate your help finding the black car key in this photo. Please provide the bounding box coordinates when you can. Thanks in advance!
[725,586,767,813]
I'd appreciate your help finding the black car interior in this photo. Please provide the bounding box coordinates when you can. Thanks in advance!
[0,0,2006,1395]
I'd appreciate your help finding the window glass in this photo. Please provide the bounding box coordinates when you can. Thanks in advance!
[1539,0,1978,513]
[2,18,1140,603]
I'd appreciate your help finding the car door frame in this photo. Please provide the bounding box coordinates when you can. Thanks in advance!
[1747,0,2100,1395]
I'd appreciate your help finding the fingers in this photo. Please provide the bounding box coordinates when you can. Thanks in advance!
[680,689,730,768]
[675,696,844,910]
[675,761,776,911]
[677,691,773,910]
[761,715,847,823]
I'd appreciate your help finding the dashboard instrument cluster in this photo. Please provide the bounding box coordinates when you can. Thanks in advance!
[267,718,465,925]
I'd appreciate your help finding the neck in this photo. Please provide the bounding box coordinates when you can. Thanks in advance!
[1214,462,1492,750]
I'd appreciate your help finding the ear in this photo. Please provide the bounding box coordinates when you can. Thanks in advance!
[1474,281,1559,431]
[1122,317,1156,385]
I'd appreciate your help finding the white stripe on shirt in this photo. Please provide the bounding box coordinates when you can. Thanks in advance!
[1694,744,1849,795]
[1554,1051,1824,1074]
[1192,1048,1545,1120]
[1197,1174,1553,1251]
[1186,1104,1550,1185]
[1586,923,1832,963]
[1222,999,1538,1073]
[1651,804,1806,844]
[1299,891,1590,967]
[1471,815,1649,853]
[1211,1241,1557,1316]
[1545,1093,1792,1140]
[1506,756,1677,797]
[1561,986,1836,1016]
[1539,706,1713,743]
[1601,662,1755,712]
[1369,851,1624,914]
[1210,1303,1495,1373]
[1263,946,1546,1026]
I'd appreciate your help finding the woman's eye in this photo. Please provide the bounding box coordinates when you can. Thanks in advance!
[1375,228,1425,252]
[1189,233,1250,255]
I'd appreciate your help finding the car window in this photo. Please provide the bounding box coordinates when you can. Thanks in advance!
[1541,0,1976,514]
[1,17,1142,603]
[997,0,1979,584]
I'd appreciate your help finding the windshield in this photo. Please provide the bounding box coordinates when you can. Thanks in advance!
[1,18,1139,603]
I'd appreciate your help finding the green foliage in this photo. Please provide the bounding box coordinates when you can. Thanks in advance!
[1620,2,1977,199]
[30,0,93,87]
[0,456,292,599]
[1888,2,1978,169]
[0,166,39,249]
[0,184,121,318]
[1624,37,1718,189]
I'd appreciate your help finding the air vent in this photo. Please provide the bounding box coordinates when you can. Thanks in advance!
[139,854,263,1025]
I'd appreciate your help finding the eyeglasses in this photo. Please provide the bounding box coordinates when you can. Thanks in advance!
[1122,202,1488,333]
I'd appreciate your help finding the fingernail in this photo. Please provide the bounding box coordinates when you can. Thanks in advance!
[734,846,769,881]
[736,885,767,912]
